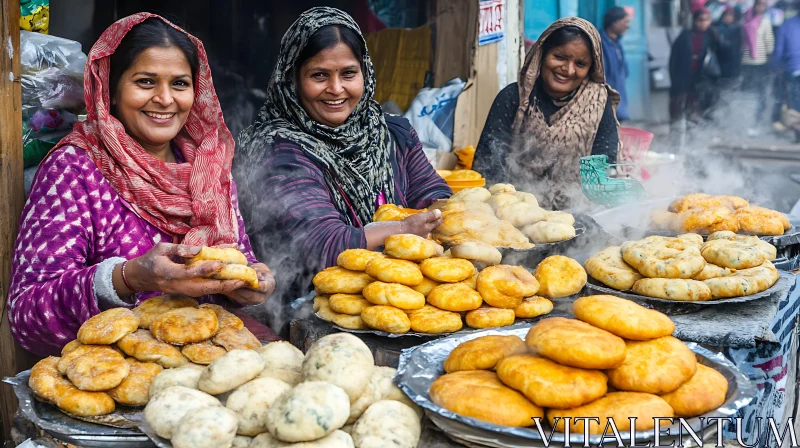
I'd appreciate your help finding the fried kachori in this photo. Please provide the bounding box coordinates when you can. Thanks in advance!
[419,257,476,283]
[465,306,516,329]
[328,294,372,315]
[133,295,199,329]
[547,392,674,434]
[449,241,503,267]
[361,305,412,333]
[573,295,675,340]
[525,317,626,369]
[213,327,262,351]
[108,358,163,406]
[607,336,697,394]
[622,236,706,279]
[496,354,607,409]
[365,258,423,286]
[411,276,440,297]
[426,283,483,312]
[181,340,227,365]
[210,264,259,289]
[533,255,587,298]
[584,246,643,290]
[362,282,425,310]
[693,263,733,281]
[522,221,576,244]
[117,329,189,368]
[30,357,116,417]
[188,247,248,265]
[384,234,443,261]
[407,305,463,334]
[313,266,375,294]
[151,307,219,345]
[337,249,385,271]
[430,370,543,427]
[701,238,765,270]
[514,296,553,319]
[660,364,729,417]
[77,308,139,345]
[61,345,130,391]
[476,265,539,309]
[703,260,779,298]
[198,304,244,330]
[443,335,527,373]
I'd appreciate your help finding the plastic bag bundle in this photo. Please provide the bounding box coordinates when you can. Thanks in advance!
[20,30,87,117]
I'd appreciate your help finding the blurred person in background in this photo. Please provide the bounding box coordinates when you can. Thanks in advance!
[741,0,775,135]
[716,6,743,81]
[772,0,800,141]
[669,9,728,130]
[601,7,631,121]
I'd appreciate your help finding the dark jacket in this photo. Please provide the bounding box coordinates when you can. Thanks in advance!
[716,22,743,79]
[669,28,728,95]
[600,30,629,120]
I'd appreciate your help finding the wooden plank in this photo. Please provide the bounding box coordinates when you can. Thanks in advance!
[0,0,28,441]
[431,0,478,88]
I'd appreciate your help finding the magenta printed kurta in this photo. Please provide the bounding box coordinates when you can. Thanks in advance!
[9,145,258,356]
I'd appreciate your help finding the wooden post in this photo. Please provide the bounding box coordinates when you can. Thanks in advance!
[1,0,27,441]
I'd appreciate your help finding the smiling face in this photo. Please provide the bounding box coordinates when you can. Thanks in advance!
[540,38,592,98]
[296,41,365,128]
[112,46,194,155]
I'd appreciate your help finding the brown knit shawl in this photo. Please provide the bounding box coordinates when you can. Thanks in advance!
[511,17,621,210]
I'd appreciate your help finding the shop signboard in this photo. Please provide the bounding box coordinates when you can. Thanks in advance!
[478,0,504,45]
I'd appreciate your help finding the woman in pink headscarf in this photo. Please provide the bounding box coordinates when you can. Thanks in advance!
[741,0,775,134]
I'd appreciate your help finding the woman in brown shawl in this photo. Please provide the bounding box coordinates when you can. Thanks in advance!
[472,18,621,210]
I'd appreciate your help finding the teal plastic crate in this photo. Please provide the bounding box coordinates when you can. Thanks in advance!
[580,155,646,208]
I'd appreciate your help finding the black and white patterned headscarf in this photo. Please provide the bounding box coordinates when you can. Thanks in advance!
[238,7,395,226]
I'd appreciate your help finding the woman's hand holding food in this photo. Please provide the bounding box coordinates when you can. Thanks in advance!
[365,209,443,250]
[222,262,275,306]
[113,243,249,298]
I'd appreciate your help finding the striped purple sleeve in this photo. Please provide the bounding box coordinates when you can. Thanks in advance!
[265,140,367,270]
[402,126,453,208]
[8,148,103,356]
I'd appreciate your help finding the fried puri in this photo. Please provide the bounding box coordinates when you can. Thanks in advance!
[632,278,713,301]
[489,183,516,194]
[514,296,553,319]
[477,265,539,309]
[430,371,543,427]
[108,358,163,406]
[133,295,199,329]
[496,354,607,409]
[60,345,130,391]
[77,308,139,345]
[584,246,643,290]
[117,329,189,368]
[701,238,765,270]
[573,295,674,340]
[210,264,259,289]
[534,255,587,297]
[411,277,440,297]
[313,266,374,294]
[449,241,503,267]
[704,260,779,298]
[189,247,248,265]
[518,192,540,206]
[30,357,116,416]
[522,221,576,244]
[313,295,329,312]
[362,282,425,310]
[365,258,423,286]
[693,263,733,281]
[151,307,219,345]
[496,202,547,228]
[669,193,721,213]
[181,340,228,365]
[649,210,680,231]
[61,339,83,356]
[736,206,790,235]
[607,336,697,394]
[465,306,516,329]
[547,392,674,434]
[427,283,483,312]
[660,364,729,417]
[487,192,520,211]
[419,257,476,283]
[384,234,443,261]
[677,206,733,232]
[622,236,706,279]
[407,305,463,334]
[328,294,372,315]
[337,249,385,271]
[443,335,527,373]
[361,306,411,333]
[214,327,262,351]
[322,306,369,330]
[526,317,626,369]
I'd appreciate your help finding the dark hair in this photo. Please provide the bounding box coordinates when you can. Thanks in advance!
[109,18,200,101]
[541,26,594,65]
[294,25,365,73]
[693,8,711,21]
[603,7,628,30]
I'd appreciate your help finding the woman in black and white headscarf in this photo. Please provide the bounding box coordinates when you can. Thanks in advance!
[235,7,450,330]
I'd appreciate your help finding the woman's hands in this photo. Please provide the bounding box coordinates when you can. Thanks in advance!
[364,209,443,250]
[115,243,274,306]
